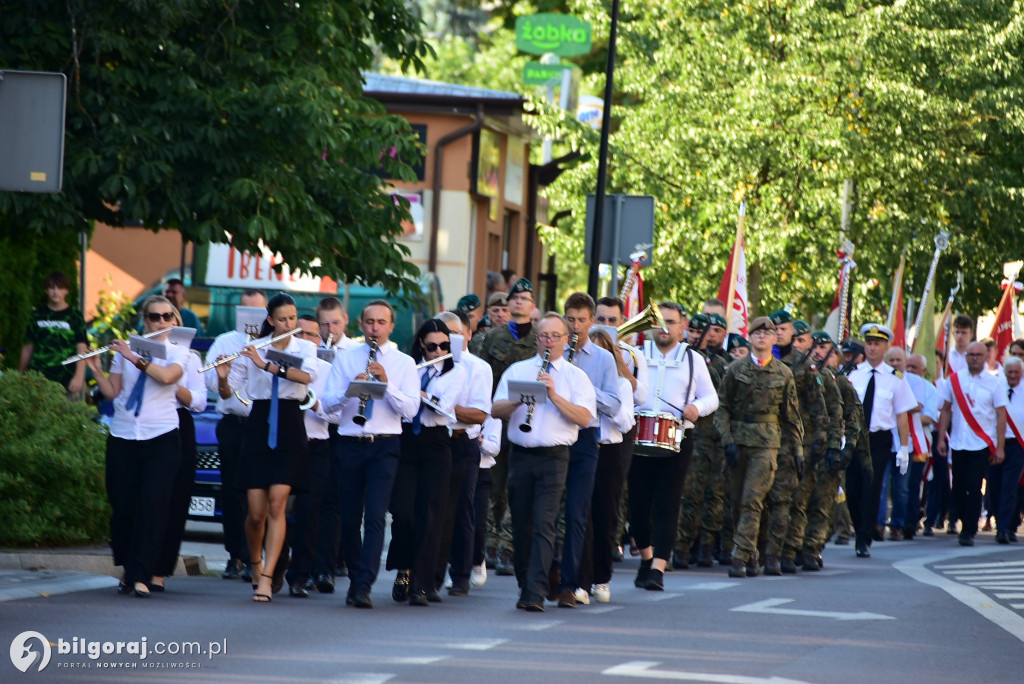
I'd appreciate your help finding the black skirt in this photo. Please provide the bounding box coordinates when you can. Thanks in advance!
[236,399,310,492]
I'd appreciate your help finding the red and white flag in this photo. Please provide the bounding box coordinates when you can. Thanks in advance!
[717,202,749,337]
[887,254,907,350]
[824,252,854,342]
[989,279,1021,361]
[622,259,644,320]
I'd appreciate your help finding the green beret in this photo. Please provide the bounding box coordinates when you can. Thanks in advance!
[510,278,533,296]
[688,313,711,331]
[811,331,834,346]
[707,313,727,329]
[728,333,750,350]
[768,309,792,325]
[793,319,811,335]
[477,314,493,330]
[456,294,481,312]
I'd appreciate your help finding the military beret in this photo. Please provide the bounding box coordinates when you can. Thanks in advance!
[707,313,728,329]
[688,313,711,331]
[487,292,509,307]
[476,313,493,330]
[510,278,533,296]
[768,309,792,325]
[456,294,481,312]
[859,323,893,342]
[749,316,776,334]
[842,338,865,355]
[811,331,834,346]
[728,333,750,350]
[793,319,811,336]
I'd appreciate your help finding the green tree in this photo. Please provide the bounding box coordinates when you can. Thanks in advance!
[0,0,432,364]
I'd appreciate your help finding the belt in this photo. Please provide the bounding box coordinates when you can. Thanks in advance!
[511,444,569,456]
[336,434,398,444]
[742,413,778,424]
[308,438,329,444]
[451,429,469,439]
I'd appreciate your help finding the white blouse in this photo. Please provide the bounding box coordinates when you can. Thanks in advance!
[109,343,189,441]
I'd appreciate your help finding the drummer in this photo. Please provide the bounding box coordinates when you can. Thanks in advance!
[628,302,718,591]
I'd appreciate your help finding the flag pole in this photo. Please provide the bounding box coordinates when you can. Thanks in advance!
[909,232,949,353]
[724,200,745,333]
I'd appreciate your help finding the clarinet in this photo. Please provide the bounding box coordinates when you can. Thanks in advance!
[519,348,551,433]
[566,333,579,364]
[352,338,378,426]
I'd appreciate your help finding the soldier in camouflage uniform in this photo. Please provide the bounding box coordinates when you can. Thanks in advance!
[799,332,868,568]
[469,278,538,575]
[780,321,843,572]
[760,311,827,576]
[675,314,728,568]
[716,316,804,578]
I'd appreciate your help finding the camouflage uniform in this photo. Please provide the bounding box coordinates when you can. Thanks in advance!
[676,349,727,565]
[471,323,537,560]
[762,347,827,563]
[716,356,803,568]
[801,368,867,562]
[784,362,843,564]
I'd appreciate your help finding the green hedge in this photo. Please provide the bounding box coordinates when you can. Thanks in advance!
[0,371,110,545]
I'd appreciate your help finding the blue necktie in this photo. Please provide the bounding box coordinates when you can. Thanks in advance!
[125,367,147,417]
[268,374,280,449]
[411,370,433,435]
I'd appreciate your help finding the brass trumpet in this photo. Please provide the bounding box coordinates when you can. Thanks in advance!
[519,348,551,433]
[352,338,379,426]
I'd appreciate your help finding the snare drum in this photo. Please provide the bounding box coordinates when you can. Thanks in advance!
[633,411,682,453]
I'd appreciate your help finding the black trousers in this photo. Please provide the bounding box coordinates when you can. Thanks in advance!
[627,435,695,561]
[434,434,480,589]
[472,467,493,567]
[216,414,249,562]
[386,426,452,595]
[508,444,570,601]
[286,438,332,586]
[952,447,990,537]
[579,439,628,588]
[850,430,892,545]
[106,430,180,586]
[154,410,196,577]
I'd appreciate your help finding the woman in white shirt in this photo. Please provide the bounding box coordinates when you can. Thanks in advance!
[216,293,317,602]
[386,319,465,606]
[87,296,188,598]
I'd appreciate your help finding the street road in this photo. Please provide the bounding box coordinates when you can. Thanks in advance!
[3,533,1024,683]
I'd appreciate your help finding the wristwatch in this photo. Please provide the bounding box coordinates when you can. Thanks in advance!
[135,357,151,372]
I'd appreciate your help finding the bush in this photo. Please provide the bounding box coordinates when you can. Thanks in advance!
[0,371,111,546]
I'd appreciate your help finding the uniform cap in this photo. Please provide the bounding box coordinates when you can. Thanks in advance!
[707,313,728,329]
[510,278,533,296]
[749,316,776,334]
[859,323,893,342]
[487,292,509,307]
[842,337,865,355]
[768,309,792,325]
[793,319,811,336]
[688,313,711,331]
[811,331,834,346]
[456,294,481,312]
[728,333,750,350]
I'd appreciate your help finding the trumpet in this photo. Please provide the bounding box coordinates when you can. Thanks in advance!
[353,338,379,426]
[200,329,300,372]
[61,329,165,365]
[519,348,551,433]
[566,333,579,364]
[416,353,452,370]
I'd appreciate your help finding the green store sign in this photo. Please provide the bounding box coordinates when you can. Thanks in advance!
[515,14,593,57]
[522,62,571,86]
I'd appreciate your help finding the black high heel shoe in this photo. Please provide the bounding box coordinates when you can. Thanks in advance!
[132,582,151,598]
[252,574,272,603]
[117,575,132,595]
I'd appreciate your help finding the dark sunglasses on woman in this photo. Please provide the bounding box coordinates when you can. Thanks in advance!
[146,311,176,322]
[422,341,450,352]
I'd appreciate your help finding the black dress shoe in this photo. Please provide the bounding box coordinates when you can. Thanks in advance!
[220,558,242,580]
[1010,531,1019,543]
[133,584,151,599]
[855,543,871,558]
[643,569,665,591]
[335,564,348,578]
[958,533,975,547]
[426,588,443,603]
[240,563,253,584]
[392,572,410,602]
[304,577,316,591]
[352,591,373,608]
[117,581,132,595]
[448,582,470,597]
[996,532,1010,544]
[872,526,885,542]
[409,591,429,606]
[316,574,335,594]
[289,584,310,598]
[345,588,355,605]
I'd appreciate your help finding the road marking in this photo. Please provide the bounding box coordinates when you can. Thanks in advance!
[509,620,563,630]
[381,656,449,664]
[583,606,623,614]
[1013,603,1024,609]
[730,598,894,621]
[687,581,741,591]
[933,560,1024,570]
[326,675,394,684]
[602,661,816,683]
[948,567,1024,575]
[953,574,1024,581]
[995,593,1024,599]
[442,638,507,650]
[648,592,685,601]
[895,546,1024,644]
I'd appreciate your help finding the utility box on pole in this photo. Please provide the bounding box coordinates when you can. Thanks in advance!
[0,69,67,193]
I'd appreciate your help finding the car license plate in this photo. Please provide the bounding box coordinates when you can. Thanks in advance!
[189,496,216,517]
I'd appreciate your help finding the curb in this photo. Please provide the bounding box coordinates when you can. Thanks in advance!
[0,551,209,578]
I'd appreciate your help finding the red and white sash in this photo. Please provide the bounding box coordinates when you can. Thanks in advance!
[949,372,996,455]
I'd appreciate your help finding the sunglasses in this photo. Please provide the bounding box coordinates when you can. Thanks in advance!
[422,341,451,352]
[146,311,176,322]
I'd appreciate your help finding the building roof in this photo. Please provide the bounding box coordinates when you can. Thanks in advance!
[362,72,521,102]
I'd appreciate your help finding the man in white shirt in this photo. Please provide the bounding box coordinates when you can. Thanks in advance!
[993,356,1024,543]
[317,296,358,351]
[937,341,1007,546]
[492,313,596,612]
[901,353,939,539]
[204,288,266,581]
[322,300,420,608]
[846,323,917,557]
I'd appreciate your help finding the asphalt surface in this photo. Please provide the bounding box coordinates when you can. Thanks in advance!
[3,528,1024,683]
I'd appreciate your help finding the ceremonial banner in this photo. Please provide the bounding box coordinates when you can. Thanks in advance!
[824,253,853,342]
[989,280,1019,362]
[916,280,938,379]
[887,255,907,350]
[622,259,643,320]
[717,203,749,337]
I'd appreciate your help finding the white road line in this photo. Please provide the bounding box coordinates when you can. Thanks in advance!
[954,575,1024,582]
[895,547,1024,644]
[648,592,685,601]
[602,661,816,683]
[326,675,394,684]
[1012,603,1024,609]
[442,639,507,650]
[994,593,1024,599]
[381,656,449,664]
[944,567,1024,575]
[967,582,1024,589]
[509,620,563,630]
[686,581,741,591]
[583,606,623,614]
[933,560,1024,570]
[731,598,894,621]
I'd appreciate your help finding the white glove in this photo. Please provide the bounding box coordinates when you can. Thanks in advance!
[896,446,910,475]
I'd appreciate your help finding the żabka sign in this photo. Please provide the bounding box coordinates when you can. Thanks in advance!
[515,14,592,57]
[205,242,338,293]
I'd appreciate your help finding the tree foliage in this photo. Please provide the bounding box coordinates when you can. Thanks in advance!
[0,0,433,361]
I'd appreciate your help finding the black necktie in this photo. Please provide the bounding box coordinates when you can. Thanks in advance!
[863,369,876,430]
[1010,387,1014,400]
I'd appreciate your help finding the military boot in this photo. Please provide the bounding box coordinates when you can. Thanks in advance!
[763,556,782,576]
[696,543,715,568]
[746,556,761,577]
[495,548,514,576]
[801,553,822,571]
[729,557,747,578]
[718,545,733,566]
[671,549,689,570]
[634,558,653,588]
[780,556,798,574]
